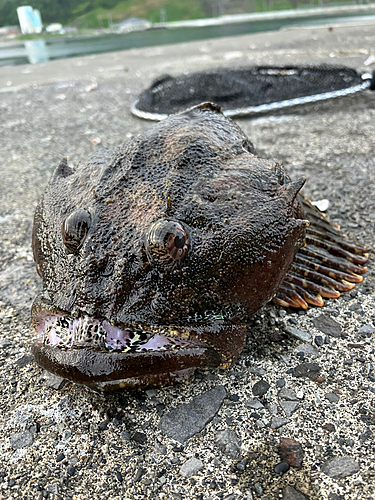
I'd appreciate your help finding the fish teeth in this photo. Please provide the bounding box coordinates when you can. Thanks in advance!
[41,315,192,353]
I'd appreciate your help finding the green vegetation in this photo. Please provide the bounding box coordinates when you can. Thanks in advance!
[0,0,358,29]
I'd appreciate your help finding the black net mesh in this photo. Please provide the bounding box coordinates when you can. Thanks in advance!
[134,65,367,117]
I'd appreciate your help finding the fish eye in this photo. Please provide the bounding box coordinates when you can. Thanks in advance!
[62,209,91,254]
[146,220,190,263]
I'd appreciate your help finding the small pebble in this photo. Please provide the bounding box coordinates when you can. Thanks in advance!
[322,423,336,432]
[267,403,278,415]
[325,392,340,403]
[215,429,241,459]
[349,302,360,311]
[245,398,264,409]
[280,401,299,417]
[43,372,69,390]
[274,461,290,474]
[321,456,360,478]
[145,389,157,397]
[236,460,247,471]
[172,445,184,452]
[313,314,342,337]
[99,420,109,431]
[154,441,167,455]
[45,484,59,494]
[295,343,320,357]
[132,431,147,444]
[10,431,33,450]
[252,379,270,397]
[279,437,304,468]
[358,324,375,336]
[15,354,34,368]
[283,485,309,499]
[285,326,311,341]
[294,362,321,379]
[314,335,324,346]
[278,388,299,401]
[179,458,204,478]
[254,482,263,495]
[120,431,130,441]
[67,466,76,477]
[134,467,146,482]
[279,354,291,364]
[360,428,372,443]
[271,417,290,429]
[159,385,226,443]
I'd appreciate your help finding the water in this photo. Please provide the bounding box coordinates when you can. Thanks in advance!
[1,12,374,67]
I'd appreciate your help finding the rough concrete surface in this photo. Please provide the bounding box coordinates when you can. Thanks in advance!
[0,22,374,500]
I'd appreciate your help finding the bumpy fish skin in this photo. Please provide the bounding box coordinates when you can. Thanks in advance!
[31,102,309,391]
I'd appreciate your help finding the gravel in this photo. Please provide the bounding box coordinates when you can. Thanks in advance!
[280,401,300,418]
[285,326,312,342]
[275,461,290,474]
[295,344,320,357]
[271,417,291,429]
[0,22,374,500]
[293,362,321,380]
[251,380,270,397]
[312,315,343,338]
[158,385,226,443]
[179,458,204,478]
[321,456,361,479]
[283,485,310,500]
[9,431,33,450]
[215,429,242,460]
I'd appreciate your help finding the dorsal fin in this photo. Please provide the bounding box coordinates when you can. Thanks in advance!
[197,102,223,114]
[55,157,73,178]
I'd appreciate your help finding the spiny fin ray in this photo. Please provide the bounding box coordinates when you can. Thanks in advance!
[274,195,369,309]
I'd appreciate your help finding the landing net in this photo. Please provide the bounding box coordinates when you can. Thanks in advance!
[131,65,374,120]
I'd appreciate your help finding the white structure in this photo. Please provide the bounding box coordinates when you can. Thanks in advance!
[115,17,151,33]
[46,23,64,34]
[17,6,43,34]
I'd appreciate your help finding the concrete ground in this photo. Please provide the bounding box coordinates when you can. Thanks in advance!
[0,22,374,500]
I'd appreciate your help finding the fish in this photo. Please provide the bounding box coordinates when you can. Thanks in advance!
[31,103,369,392]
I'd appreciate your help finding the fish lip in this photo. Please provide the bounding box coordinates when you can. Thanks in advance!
[31,340,218,385]
[31,304,221,385]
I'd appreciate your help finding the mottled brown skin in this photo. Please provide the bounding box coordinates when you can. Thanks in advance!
[31,103,308,391]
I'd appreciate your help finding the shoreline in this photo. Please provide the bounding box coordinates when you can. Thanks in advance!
[1,21,374,93]
[154,2,375,28]
[0,4,374,70]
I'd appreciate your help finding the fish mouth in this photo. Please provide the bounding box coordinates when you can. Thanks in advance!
[34,313,195,353]
[31,310,222,392]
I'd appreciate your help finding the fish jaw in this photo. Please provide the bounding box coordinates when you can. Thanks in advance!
[31,297,248,391]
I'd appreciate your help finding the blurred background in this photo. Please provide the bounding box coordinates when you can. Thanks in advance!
[1,0,374,66]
